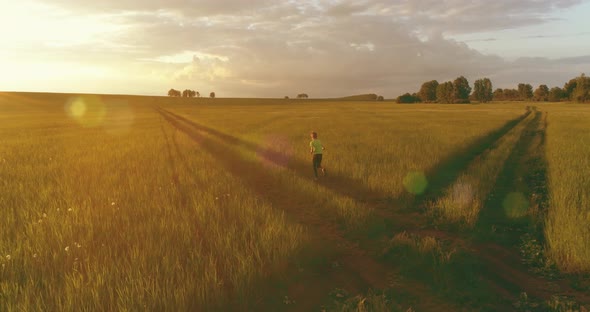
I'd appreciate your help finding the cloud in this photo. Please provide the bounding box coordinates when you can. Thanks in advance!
[464,38,498,42]
[7,0,589,96]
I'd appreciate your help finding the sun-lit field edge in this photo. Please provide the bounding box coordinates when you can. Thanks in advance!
[544,106,590,273]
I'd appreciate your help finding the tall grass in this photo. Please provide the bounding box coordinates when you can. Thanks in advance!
[0,95,304,310]
[381,232,500,308]
[168,102,527,206]
[328,290,411,312]
[544,105,590,273]
[2,93,570,310]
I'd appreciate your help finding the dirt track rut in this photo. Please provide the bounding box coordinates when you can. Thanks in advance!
[157,106,589,311]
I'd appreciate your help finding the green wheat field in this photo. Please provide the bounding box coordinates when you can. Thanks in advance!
[1,92,589,311]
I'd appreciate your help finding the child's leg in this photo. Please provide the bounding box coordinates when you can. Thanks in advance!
[312,156,319,178]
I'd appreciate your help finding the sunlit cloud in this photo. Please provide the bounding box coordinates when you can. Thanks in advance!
[1,0,589,97]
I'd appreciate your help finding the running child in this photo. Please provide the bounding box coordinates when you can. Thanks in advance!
[309,131,326,180]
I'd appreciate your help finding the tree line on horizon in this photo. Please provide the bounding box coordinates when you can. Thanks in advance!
[168,88,216,98]
[396,73,590,104]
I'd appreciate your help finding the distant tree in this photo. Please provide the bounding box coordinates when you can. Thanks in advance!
[418,80,439,102]
[518,83,533,101]
[492,88,504,101]
[436,81,454,103]
[196,91,200,98]
[168,88,181,97]
[284,96,289,99]
[503,88,520,101]
[396,93,419,103]
[182,89,197,98]
[473,78,493,103]
[365,94,379,100]
[533,85,549,101]
[452,76,471,103]
[210,92,216,98]
[572,73,590,103]
[377,95,384,101]
[548,87,565,102]
[296,93,309,99]
[563,78,578,100]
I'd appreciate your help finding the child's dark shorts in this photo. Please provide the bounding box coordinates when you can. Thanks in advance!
[312,154,323,167]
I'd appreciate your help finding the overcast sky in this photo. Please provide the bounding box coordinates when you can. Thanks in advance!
[1,0,589,98]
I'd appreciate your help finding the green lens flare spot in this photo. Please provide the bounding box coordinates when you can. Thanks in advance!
[503,192,529,219]
[403,171,428,195]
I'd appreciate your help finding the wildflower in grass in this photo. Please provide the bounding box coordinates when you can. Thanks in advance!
[283,296,295,305]
[75,243,82,248]
[111,201,116,206]
[38,219,43,224]
[68,208,73,212]
[5,255,10,261]
[65,246,70,252]
[33,253,37,258]
[43,213,47,218]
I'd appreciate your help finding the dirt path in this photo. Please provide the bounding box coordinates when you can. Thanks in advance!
[404,109,590,308]
[157,106,589,310]
[155,107,457,311]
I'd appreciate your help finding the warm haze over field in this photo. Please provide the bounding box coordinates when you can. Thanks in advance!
[2,1,590,312]
[1,0,590,97]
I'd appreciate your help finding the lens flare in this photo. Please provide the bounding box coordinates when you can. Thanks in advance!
[65,95,106,127]
[257,134,294,168]
[69,100,86,117]
[102,99,135,135]
[503,192,529,219]
[403,171,428,195]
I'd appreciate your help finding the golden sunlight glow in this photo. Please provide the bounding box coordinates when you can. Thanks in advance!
[0,2,123,49]
[147,51,230,64]
[0,1,122,91]
[69,100,87,117]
